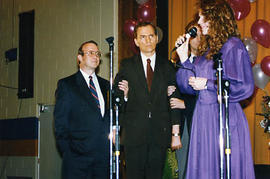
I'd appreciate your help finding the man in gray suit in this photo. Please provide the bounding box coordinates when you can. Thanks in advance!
[114,22,182,179]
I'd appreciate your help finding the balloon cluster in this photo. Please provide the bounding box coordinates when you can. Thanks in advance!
[123,0,163,54]
[250,19,270,89]
[227,0,270,89]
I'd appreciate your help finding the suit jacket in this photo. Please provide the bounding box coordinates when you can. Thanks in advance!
[179,93,197,137]
[114,54,181,148]
[54,71,110,160]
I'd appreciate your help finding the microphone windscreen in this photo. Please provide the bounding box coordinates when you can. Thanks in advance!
[188,27,197,38]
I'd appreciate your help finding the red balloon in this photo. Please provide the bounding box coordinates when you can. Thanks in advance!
[228,0,251,20]
[261,56,270,76]
[137,3,155,22]
[129,40,140,54]
[251,19,270,48]
[124,19,138,38]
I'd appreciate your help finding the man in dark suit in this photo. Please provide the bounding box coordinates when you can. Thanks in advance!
[114,22,182,179]
[54,40,112,179]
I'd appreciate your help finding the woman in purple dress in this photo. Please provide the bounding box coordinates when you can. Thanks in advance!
[174,0,255,178]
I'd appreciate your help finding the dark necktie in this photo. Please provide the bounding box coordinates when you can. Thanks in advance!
[192,56,197,63]
[147,58,154,91]
[89,76,100,108]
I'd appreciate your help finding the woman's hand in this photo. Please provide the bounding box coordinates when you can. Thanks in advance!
[188,77,207,90]
[175,34,190,63]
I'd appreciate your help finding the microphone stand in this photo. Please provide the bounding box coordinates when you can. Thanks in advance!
[106,36,115,179]
[213,52,225,179]
[223,80,231,179]
[114,99,120,179]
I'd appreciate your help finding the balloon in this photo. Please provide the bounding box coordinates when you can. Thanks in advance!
[124,19,138,38]
[261,56,270,76]
[136,0,149,5]
[130,39,139,54]
[227,0,251,20]
[243,37,258,64]
[251,19,270,48]
[137,3,155,22]
[156,26,163,43]
[252,64,270,89]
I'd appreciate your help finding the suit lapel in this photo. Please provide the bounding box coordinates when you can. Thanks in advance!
[75,71,101,113]
[134,55,149,93]
[150,56,164,98]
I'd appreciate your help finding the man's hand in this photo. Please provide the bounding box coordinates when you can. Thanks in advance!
[170,98,186,109]
[118,80,129,98]
[171,125,182,150]
[167,85,176,96]
[171,136,182,150]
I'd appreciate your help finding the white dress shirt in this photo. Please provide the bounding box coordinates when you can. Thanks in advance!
[80,69,105,117]
[140,52,156,78]
[189,53,196,63]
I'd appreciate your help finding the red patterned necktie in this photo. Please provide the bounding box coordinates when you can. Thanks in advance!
[89,76,100,108]
[147,58,154,91]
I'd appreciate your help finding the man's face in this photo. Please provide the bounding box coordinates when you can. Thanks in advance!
[78,43,101,71]
[134,25,158,56]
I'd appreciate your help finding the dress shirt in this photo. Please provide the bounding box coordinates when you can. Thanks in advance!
[189,53,196,63]
[140,52,156,78]
[80,69,105,117]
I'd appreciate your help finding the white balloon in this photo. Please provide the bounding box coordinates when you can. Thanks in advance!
[136,0,148,5]
[156,26,163,43]
[252,64,270,89]
[243,37,258,63]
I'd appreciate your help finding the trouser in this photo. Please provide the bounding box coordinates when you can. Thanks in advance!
[125,144,167,179]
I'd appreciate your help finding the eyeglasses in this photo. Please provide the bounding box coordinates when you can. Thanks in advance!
[82,50,101,58]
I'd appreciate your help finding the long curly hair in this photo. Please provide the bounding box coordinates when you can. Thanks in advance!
[197,0,241,59]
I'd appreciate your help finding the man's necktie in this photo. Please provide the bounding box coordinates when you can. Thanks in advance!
[190,56,196,63]
[193,56,197,63]
[89,76,100,108]
[147,59,154,91]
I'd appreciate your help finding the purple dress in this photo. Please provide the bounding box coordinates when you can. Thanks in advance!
[176,37,255,179]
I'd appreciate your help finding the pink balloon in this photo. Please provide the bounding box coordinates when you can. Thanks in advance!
[228,0,251,20]
[124,19,138,38]
[137,3,155,22]
[251,19,270,48]
[129,40,139,54]
[261,56,270,76]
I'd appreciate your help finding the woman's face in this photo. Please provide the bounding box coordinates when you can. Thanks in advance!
[198,12,210,35]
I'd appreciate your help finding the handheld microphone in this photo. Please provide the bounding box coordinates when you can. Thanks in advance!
[171,27,197,52]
